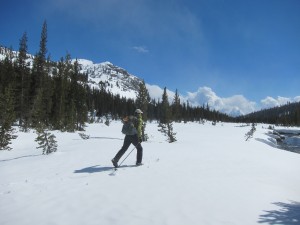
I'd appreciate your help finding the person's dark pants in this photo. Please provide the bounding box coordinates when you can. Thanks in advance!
[114,134,143,164]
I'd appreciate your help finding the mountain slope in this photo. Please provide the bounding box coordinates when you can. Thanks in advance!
[75,59,141,99]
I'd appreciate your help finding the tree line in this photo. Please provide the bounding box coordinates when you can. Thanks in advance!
[236,101,300,126]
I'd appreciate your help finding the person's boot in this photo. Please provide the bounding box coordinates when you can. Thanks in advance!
[111,158,118,168]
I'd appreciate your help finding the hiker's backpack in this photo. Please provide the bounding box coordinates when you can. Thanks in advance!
[121,117,137,135]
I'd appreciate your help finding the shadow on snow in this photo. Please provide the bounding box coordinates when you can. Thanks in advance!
[89,137,123,141]
[255,137,277,149]
[74,164,136,174]
[258,201,300,224]
[0,154,42,163]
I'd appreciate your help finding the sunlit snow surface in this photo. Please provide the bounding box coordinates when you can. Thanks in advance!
[1,122,300,225]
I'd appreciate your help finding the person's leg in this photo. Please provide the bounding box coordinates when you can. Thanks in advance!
[113,135,131,163]
[132,135,143,165]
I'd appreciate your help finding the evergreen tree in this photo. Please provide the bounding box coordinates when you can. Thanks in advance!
[61,54,77,131]
[51,58,64,129]
[160,87,171,124]
[0,86,17,150]
[147,99,157,122]
[136,80,150,120]
[31,88,45,127]
[35,123,57,154]
[136,80,150,141]
[32,20,48,89]
[158,87,177,143]
[31,21,51,127]
[73,59,88,130]
[0,49,16,95]
[16,32,31,130]
[17,32,29,69]
[65,99,77,131]
[172,89,181,122]
[245,123,256,141]
[158,122,177,143]
[42,55,53,126]
[37,21,48,75]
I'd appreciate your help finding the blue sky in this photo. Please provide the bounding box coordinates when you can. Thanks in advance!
[1,0,300,114]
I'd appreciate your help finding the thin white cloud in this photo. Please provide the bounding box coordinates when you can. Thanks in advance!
[146,85,257,116]
[46,0,204,41]
[133,46,149,53]
[261,96,300,109]
[294,96,300,102]
[146,84,176,103]
[186,87,257,116]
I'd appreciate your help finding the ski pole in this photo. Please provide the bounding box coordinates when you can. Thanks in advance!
[118,141,141,168]
[118,146,137,167]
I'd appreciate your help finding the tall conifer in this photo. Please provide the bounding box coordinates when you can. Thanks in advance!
[136,80,150,120]
[172,89,181,122]
[17,32,31,129]
[136,80,150,141]
[158,87,177,142]
[0,86,17,150]
[160,87,171,124]
[31,20,52,127]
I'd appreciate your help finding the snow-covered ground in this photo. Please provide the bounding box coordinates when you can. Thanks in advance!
[1,122,300,225]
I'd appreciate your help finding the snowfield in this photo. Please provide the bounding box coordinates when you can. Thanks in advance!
[1,122,300,225]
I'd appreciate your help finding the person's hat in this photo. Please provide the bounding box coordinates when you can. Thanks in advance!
[135,109,143,114]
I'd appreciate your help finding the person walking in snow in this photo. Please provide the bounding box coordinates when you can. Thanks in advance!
[111,109,143,168]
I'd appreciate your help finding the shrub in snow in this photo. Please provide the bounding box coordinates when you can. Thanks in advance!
[79,133,90,140]
[104,114,111,126]
[158,122,177,143]
[268,125,275,130]
[0,126,17,151]
[35,125,58,154]
[245,123,256,141]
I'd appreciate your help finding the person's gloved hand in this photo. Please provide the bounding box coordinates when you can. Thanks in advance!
[139,137,143,143]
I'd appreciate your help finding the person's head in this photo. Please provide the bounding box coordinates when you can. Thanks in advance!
[135,109,143,115]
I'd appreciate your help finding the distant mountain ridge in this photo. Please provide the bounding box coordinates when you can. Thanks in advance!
[0,45,34,62]
[75,59,141,99]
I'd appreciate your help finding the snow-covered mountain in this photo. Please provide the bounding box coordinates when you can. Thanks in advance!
[0,46,34,63]
[75,59,141,99]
